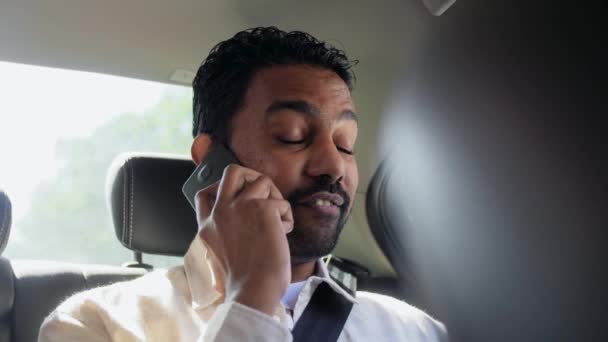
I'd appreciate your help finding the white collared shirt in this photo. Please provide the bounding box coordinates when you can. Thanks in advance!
[280,280,306,330]
[38,237,448,342]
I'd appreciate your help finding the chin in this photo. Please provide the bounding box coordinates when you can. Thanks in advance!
[287,215,345,263]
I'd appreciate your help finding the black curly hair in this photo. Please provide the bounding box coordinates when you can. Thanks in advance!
[192,27,357,141]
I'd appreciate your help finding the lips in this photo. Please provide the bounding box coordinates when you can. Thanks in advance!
[296,192,345,207]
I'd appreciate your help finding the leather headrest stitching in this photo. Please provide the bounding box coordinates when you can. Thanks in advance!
[0,192,11,253]
[106,153,198,255]
[121,163,128,246]
[128,160,135,248]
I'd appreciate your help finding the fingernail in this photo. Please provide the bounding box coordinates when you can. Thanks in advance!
[284,222,294,234]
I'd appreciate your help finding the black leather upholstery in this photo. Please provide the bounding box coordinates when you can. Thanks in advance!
[0,257,146,342]
[9,260,145,342]
[106,153,198,256]
[0,191,13,342]
[366,158,406,281]
[0,258,14,342]
[0,187,146,342]
[0,258,145,342]
[365,158,421,304]
[0,190,11,255]
[366,1,608,340]
[1,259,146,342]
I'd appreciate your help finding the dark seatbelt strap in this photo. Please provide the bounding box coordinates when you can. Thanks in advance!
[291,281,354,342]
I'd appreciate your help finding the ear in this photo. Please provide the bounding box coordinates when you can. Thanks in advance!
[191,134,213,165]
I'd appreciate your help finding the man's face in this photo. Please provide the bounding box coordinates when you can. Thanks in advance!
[229,64,359,264]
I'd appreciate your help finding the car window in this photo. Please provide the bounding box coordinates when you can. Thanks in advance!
[0,61,192,268]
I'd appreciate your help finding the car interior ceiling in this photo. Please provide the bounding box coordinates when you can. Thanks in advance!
[1,0,607,341]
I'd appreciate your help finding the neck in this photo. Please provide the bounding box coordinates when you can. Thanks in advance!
[291,260,316,283]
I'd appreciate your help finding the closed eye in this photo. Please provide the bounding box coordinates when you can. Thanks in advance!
[278,138,353,155]
[277,138,306,145]
[338,146,354,155]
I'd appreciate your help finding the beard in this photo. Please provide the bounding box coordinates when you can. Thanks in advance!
[286,178,352,264]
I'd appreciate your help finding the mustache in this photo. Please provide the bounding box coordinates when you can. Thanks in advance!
[287,179,351,210]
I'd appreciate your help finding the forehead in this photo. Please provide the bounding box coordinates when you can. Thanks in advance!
[245,65,355,112]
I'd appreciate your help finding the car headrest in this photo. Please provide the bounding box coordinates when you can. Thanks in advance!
[0,189,11,255]
[106,153,198,256]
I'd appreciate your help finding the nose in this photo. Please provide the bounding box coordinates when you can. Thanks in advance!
[305,136,346,184]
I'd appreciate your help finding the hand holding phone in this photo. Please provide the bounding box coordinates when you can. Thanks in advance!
[183,143,294,316]
[182,143,240,210]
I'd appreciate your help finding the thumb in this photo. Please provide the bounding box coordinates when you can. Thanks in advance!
[277,200,294,234]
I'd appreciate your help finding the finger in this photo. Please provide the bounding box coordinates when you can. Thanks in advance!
[235,173,284,201]
[195,181,220,225]
[267,180,285,201]
[263,199,294,234]
[216,164,262,205]
[236,175,274,201]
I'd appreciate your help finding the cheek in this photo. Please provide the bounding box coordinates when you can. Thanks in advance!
[239,147,304,196]
[345,161,359,200]
[264,157,304,196]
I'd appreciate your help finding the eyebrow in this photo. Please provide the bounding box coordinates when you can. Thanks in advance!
[265,100,358,123]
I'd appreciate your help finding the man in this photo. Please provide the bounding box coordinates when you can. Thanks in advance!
[39,27,447,341]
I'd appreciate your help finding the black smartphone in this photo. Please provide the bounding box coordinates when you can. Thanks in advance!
[182,143,240,210]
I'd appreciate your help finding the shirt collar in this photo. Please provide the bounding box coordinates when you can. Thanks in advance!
[281,281,307,310]
[183,236,357,311]
[313,258,358,304]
